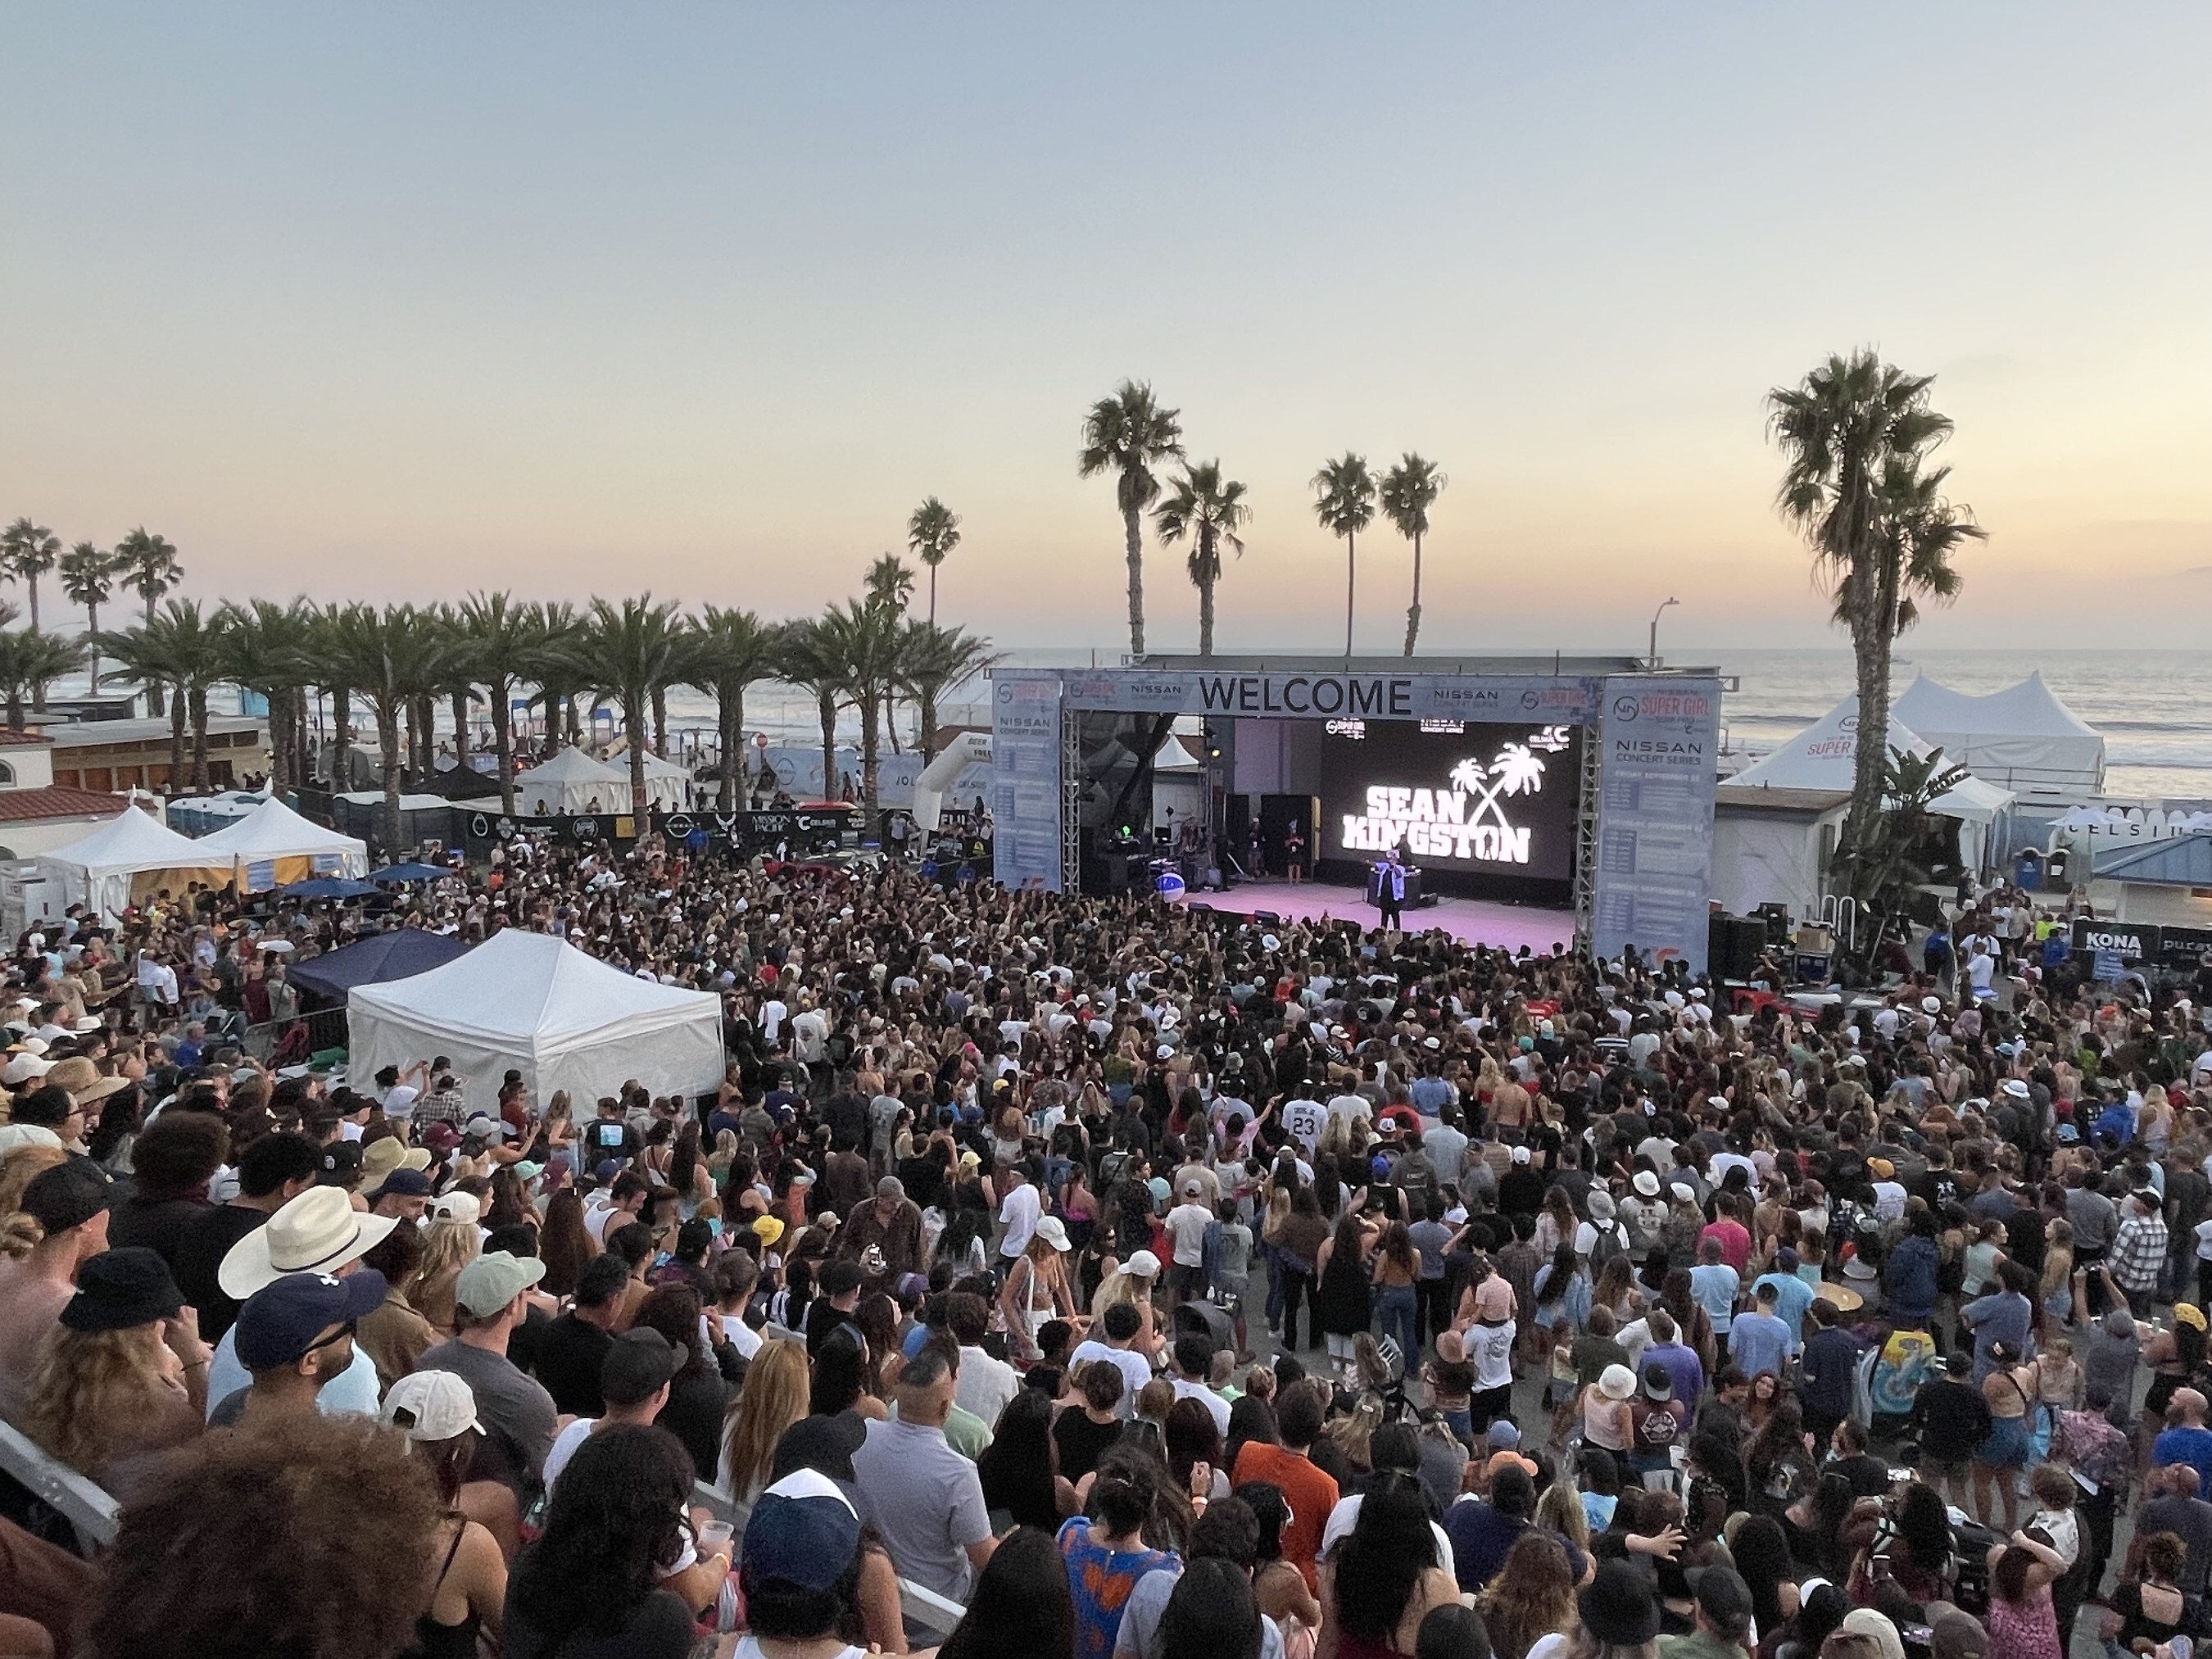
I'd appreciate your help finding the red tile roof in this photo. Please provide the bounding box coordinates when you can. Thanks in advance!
[0,786,130,823]
[0,730,54,748]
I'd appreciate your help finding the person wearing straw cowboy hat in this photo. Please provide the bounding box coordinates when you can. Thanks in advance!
[202,1184,396,1420]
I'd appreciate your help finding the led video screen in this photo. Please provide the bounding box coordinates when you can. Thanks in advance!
[1318,718,1581,887]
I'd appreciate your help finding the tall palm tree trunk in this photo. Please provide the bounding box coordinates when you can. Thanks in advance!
[652,687,669,758]
[626,693,647,812]
[1123,506,1146,656]
[189,686,211,789]
[450,692,471,773]
[142,592,164,718]
[85,602,101,691]
[1344,529,1357,657]
[3,690,22,730]
[493,692,518,816]
[1403,531,1423,657]
[718,687,745,812]
[377,705,403,850]
[927,564,938,626]
[167,690,186,789]
[818,690,836,803]
[858,691,882,818]
[329,685,352,790]
[1842,605,1890,907]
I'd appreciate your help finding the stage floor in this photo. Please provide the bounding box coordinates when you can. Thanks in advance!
[1188,877,1575,955]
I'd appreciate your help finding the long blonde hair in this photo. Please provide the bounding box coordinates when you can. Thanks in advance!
[403,1217,481,1306]
[720,1339,809,1501]
[23,1324,175,1475]
[1479,1530,1581,1659]
[0,1146,68,1259]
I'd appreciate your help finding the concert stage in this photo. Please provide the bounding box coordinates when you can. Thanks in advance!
[1190,877,1577,956]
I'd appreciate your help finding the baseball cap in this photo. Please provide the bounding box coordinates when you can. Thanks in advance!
[1688,1565,1753,1641]
[382,1369,484,1443]
[741,1468,862,1589]
[453,1250,546,1317]
[233,1269,389,1371]
[372,1167,434,1200]
[21,1161,112,1234]
[602,1329,687,1405]
[1488,1448,1539,1478]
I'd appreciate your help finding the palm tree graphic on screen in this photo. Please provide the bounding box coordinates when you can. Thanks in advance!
[1448,743,1546,827]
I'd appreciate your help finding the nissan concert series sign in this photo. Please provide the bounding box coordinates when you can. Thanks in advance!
[1321,721,1579,880]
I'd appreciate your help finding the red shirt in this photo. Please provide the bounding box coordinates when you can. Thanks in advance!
[1231,1440,1339,1591]
[1699,1217,1752,1275]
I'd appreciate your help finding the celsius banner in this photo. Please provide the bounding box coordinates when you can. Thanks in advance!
[1319,720,1581,888]
[1593,676,1721,972]
[990,673,1063,891]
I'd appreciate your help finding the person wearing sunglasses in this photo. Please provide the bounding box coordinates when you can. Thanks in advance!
[208,1267,390,1427]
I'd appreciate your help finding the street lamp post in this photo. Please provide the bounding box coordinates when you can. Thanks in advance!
[1648,597,1679,669]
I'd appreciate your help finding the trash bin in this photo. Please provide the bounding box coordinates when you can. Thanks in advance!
[2015,849,2044,891]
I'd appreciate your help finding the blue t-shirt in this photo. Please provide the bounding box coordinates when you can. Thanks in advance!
[1960,1290,2032,1382]
[1729,1310,1791,1381]
[2155,1424,2212,1500]
[1754,1271,1815,1353]
[1689,1262,1739,1333]
[1059,1516,1177,1659]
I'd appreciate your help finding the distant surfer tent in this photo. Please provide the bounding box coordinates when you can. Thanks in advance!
[1891,671,2104,801]
[34,809,238,920]
[1713,694,2016,919]
[195,798,369,892]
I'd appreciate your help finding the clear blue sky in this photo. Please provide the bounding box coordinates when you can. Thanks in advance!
[4,4,2207,650]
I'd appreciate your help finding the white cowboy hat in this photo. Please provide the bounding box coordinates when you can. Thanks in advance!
[218,1185,397,1299]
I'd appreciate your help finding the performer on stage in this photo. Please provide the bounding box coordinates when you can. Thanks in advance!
[1375,849,1407,929]
[1284,821,1306,885]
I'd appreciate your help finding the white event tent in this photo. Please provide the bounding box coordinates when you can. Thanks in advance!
[34,808,239,919]
[512,747,633,815]
[346,928,725,1113]
[1727,695,2015,871]
[629,748,694,812]
[1891,672,2104,800]
[195,798,369,891]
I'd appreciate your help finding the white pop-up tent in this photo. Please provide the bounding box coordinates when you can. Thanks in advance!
[34,808,239,919]
[512,747,633,815]
[628,749,694,812]
[346,928,726,1113]
[196,798,369,891]
[1891,672,2104,800]
[1729,694,2015,873]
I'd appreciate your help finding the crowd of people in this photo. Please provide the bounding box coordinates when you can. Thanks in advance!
[0,826,2209,1659]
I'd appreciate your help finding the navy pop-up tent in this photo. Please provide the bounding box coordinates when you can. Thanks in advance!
[288,928,472,1004]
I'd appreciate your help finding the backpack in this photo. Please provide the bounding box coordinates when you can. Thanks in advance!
[1588,1220,1630,1272]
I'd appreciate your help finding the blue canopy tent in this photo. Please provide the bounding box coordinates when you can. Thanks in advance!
[369,862,450,885]
[287,928,472,1004]
[278,877,380,902]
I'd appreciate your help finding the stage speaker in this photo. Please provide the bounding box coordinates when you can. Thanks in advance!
[1753,903,1793,944]
[1099,850,1148,893]
[1708,914,1769,981]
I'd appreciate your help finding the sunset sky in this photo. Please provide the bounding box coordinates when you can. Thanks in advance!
[4,4,2207,653]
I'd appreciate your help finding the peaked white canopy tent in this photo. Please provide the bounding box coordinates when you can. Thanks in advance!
[512,747,634,815]
[34,809,239,919]
[1891,671,2104,800]
[619,747,695,812]
[346,928,726,1113]
[1728,694,2015,873]
[195,798,369,891]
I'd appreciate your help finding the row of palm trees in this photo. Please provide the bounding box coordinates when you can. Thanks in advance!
[1078,381,1448,658]
[0,586,990,851]
[0,522,186,709]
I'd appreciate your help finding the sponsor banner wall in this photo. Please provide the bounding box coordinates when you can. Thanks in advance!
[1593,677,1722,972]
[990,673,1065,891]
[1054,669,1603,724]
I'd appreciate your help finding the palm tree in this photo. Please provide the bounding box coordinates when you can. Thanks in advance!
[308,602,357,791]
[815,599,906,817]
[0,616,82,732]
[215,599,315,792]
[58,542,118,691]
[864,554,915,618]
[897,620,996,762]
[1312,454,1377,657]
[102,600,221,786]
[0,519,61,632]
[322,603,456,848]
[113,528,183,716]
[454,592,538,815]
[690,605,777,810]
[907,498,962,625]
[1769,351,1977,903]
[1079,381,1184,657]
[1154,460,1250,659]
[775,617,847,804]
[524,601,588,751]
[101,614,189,783]
[582,596,684,813]
[1379,454,1446,656]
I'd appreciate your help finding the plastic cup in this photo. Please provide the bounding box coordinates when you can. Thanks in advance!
[698,1520,734,1557]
